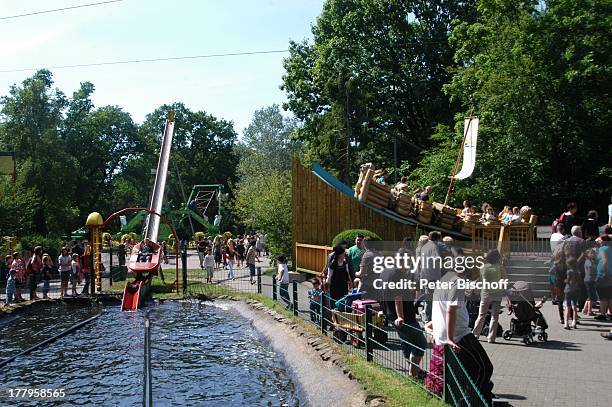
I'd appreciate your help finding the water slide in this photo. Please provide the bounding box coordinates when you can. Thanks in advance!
[122,114,175,311]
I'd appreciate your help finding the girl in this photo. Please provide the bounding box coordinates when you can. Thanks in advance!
[58,248,71,298]
[564,257,580,329]
[582,248,598,316]
[204,249,215,283]
[41,255,53,299]
[11,252,25,302]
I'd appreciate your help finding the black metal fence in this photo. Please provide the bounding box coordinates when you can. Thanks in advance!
[184,266,489,407]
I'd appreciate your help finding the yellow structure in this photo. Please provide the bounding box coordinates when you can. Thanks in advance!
[86,212,104,293]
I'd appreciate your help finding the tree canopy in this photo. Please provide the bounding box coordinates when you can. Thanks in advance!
[0,70,239,238]
[282,0,611,218]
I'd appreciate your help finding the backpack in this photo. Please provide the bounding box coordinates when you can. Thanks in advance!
[551,213,565,233]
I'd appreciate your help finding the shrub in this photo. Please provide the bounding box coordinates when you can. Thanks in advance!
[332,229,382,247]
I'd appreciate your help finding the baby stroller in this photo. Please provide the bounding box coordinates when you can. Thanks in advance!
[503,281,549,345]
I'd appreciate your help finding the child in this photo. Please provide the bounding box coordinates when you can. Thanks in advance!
[41,255,53,299]
[307,279,323,323]
[11,252,25,302]
[564,257,580,329]
[204,249,215,283]
[276,255,290,308]
[582,249,598,316]
[58,247,71,298]
[5,269,16,304]
[70,254,80,296]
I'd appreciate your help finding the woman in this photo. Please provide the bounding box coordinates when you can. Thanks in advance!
[594,235,612,320]
[582,210,600,241]
[245,240,259,284]
[325,246,354,305]
[28,246,43,300]
[212,236,222,269]
[472,249,506,343]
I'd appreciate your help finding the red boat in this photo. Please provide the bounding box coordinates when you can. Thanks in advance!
[121,241,160,311]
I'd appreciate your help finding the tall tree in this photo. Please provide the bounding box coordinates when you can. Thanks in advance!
[233,105,301,258]
[411,0,612,217]
[282,0,476,183]
[0,70,77,234]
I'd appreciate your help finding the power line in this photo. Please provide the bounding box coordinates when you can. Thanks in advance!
[0,0,124,21]
[0,50,290,73]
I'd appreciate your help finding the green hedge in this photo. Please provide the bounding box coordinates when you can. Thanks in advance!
[331,229,382,247]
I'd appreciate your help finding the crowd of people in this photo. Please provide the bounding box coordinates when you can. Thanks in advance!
[313,233,496,402]
[548,203,612,331]
[193,233,267,284]
[1,239,92,304]
[311,200,612,403]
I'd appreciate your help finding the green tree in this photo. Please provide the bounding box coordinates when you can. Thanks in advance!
[411,0,611,217]
[0,70,78,235]
[233,105,301,258]
[282,0,476,183]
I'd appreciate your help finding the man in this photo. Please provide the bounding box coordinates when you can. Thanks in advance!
[346,235,366,273]
[432,264,494,404]
[550,223,568,253]
[418,231,443,322]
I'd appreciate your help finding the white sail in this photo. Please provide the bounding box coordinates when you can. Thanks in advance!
[454,117,479,180]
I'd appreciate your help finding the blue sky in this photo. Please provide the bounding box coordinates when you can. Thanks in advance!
[0,0,323,133]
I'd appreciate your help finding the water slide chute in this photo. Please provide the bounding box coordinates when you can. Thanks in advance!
[122,113,175,311]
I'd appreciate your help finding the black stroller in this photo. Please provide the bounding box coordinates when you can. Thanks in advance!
[503,281,549,345]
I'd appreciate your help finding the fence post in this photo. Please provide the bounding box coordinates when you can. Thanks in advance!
[109,245,113,287]
[365,304,373,361]
[292,280,298,316]
[272,275,277,301]
[181,247,187,294]
[256,267,261,294]
[320,292,326,334]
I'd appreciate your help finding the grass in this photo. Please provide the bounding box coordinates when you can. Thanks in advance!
[343,354,446,407]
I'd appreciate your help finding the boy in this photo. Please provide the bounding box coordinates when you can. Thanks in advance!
[5,269,16,304]
[307,279,323,323]
[204,249,215,283]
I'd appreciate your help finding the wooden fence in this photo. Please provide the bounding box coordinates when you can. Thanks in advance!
[295,243,333,275]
